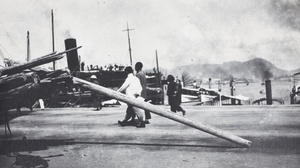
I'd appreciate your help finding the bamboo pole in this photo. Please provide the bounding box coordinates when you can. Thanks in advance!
[73,77,252,148]
[0,46,81,77]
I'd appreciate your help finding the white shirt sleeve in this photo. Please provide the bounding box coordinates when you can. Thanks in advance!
[117,77,130,93]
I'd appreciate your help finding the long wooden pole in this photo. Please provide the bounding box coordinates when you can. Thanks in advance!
[73,77,252,148]
[0,46,81,77]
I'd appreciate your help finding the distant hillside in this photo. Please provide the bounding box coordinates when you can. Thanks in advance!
[170,58,297,81]
[290,68,300,76]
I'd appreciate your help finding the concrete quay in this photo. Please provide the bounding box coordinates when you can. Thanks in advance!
[1,105,300,168]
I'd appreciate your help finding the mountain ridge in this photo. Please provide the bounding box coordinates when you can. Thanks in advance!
[170,58,299,81]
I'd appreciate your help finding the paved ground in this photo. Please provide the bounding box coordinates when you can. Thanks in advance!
[0,104,300,168]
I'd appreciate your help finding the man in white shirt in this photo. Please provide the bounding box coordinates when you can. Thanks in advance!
[117,66,145,128]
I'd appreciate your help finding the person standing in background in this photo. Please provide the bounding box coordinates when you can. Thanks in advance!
[167,75,185,116]
[135,62,151,124]
[176,79,183,106]
[90,75,102,111]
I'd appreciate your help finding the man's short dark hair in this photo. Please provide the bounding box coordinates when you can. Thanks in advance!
[167,75,175,82]
[125,66,134,73]
[135,62,143,70]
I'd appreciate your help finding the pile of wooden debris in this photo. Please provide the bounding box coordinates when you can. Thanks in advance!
[0,47,80,137]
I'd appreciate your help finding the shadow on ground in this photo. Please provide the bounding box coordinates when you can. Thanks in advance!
[1,134,299,167]
[0,109,34,125]
[245,135,300,155]
[0,138,73,168]
[0,138,75,155]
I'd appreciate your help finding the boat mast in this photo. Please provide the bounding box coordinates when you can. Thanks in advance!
[26,31,30,62]
[51,9,55,70]
[155,50,159,73]
[123,22,134,66]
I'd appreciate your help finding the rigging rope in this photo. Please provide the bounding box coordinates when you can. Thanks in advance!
[0,21,23,55]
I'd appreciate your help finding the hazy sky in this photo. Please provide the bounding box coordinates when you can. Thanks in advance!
[0,0,299,71]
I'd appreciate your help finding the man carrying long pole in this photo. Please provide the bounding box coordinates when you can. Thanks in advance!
[73,76,252,147]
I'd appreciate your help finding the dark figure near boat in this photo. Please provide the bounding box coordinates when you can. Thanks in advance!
[90,75,102,111]
[167,75,185,116]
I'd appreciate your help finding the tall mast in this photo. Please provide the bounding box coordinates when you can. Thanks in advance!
[123,22,134,66]
[155,50,159,73]
[26,31,30,62]
[51,9,55,70]
[219,74,222,106]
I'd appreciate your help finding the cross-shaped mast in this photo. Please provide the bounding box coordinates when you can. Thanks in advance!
[122,22,134,66]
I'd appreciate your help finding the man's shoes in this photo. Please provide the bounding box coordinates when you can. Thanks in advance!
[118,120,137,126]
[127,120,136,126]
[118,120,128,126]
[136,122,146,128]
[182,110,186,116]
[144,120,150,124]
